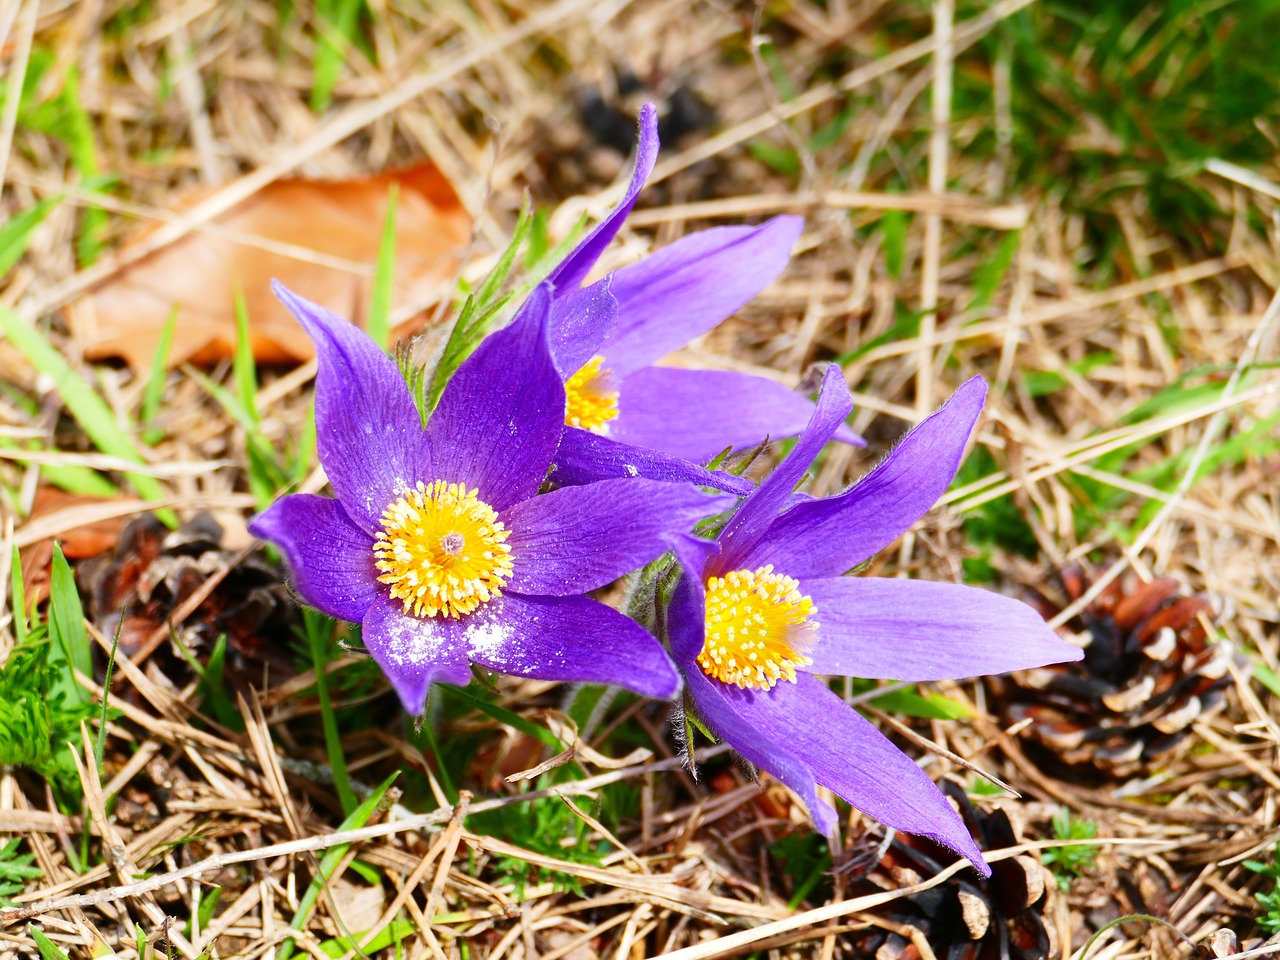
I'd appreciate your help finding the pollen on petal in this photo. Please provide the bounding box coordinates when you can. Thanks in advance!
[564,355,620,433]
[373,480,514,619]
[698,565,817,690]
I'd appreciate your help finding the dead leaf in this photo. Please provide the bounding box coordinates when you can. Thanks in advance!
[76,166,471,369]
[19,487,129,605]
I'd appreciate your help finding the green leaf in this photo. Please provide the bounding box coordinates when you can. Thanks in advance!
[1041,807,1100,891]
[524,208,551,267]
[0,838,42,903]
[868,686,971,720]
[425,200,535,409]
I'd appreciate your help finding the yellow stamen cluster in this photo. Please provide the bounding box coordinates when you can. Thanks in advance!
[564,356,620,433]
[373,480,514,619]
[698,566,817,690]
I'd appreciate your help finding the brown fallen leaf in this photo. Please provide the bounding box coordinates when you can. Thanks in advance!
[77,166,472,369]
[19,487,129,605]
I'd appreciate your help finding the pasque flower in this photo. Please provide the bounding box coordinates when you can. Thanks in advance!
[541,103,861,487]
[250,282,727,714]
[665,368,1084,874]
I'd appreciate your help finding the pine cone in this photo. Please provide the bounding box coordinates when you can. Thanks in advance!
[847,781,1054,960]
[990,564,1236,778]
[77,512,295,677]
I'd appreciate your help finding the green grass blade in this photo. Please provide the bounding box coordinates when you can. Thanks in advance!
[233,288,260,426]
[0,435,117,499]
[318,917,416,957]
[969,230,1021,311]
[445,685,562,751]
[413,707,456,804]
[1255,661,1280,700]
[276,771,400,960]
[0,306,165,504]
[291,402,317,484]
[0,196,61,277]
[367,183,399,351]
[305,610,357,815]
[565,683,614,741]
[475,197,533,306]
[186,366,288,508]
[44,68,106,269]
[9,546,27,646]
[94,616,122,773]
[29,926,71,960]
[46,544,90,709]
[141,307,178,444]
[310,0,365,112]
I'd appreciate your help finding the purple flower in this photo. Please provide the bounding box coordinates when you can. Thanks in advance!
[664,368,1084,875]
[250,282,727,714]
[542,104,862,487]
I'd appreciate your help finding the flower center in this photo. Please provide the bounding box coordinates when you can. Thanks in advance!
[373,480,514,619]
[698,566,817,690]
[564,356,619,433]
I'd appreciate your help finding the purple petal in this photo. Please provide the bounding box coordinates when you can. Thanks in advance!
[464,593,680,698]
[548,104,658,291]
[683,665,839,834]
[612,366,861,463]
[668,558,841,835]
[361,594,473,714]
[248,494,379,623]
[664,533,720,665]
[604,217,805,378]
[426,284,564,511]
[548,277,617,378]
[739,376,987,579]
[714,365,853,574]
[712,673,990,874]
[502,479,729,595]
[273,282,431,534]
[801,576,1084,679]
[553,427,754,496]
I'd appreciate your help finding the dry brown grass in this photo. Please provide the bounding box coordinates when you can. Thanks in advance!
[2,0,1280,957]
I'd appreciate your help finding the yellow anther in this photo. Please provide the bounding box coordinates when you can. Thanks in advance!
[698,566,817,690]
[373,480,513,619]
[564,356,620,433]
